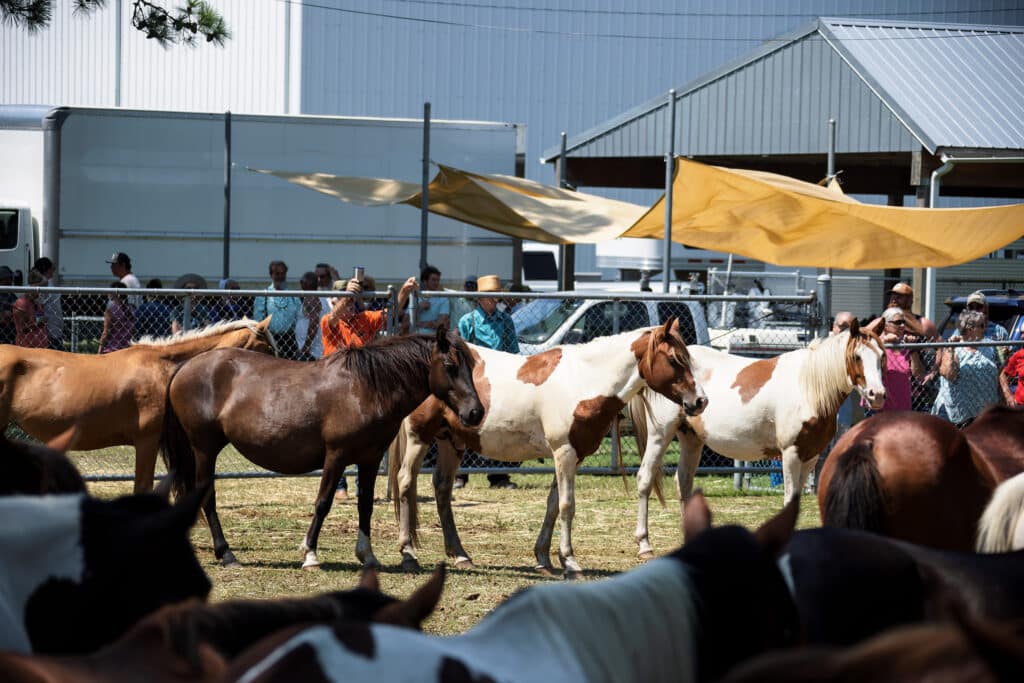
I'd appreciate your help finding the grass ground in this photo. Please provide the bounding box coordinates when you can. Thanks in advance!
[88,470,820,635]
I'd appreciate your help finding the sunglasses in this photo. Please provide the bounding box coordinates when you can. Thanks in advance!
[888,319,906,326]
[966,302,984,310]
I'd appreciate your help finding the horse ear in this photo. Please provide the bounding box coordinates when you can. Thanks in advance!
[683,490,712,542]
[754,495,800,557]
[372,564,446,629]
[435,324,451,353]
[660,316,676,340]
[257,316,272,330]
[359,567,380,592]
[45,424,80,453]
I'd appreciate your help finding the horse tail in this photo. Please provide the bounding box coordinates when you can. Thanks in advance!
[628,391,664,506]
[977,472,1024,553]
[159,368,196,502]
[820,439,886,533]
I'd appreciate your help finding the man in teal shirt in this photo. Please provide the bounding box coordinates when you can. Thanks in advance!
[252,260,302,358]
[456,274,519,489]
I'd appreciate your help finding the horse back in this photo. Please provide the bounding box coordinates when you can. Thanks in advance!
[965,405,1024,483]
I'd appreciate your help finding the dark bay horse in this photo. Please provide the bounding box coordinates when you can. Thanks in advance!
[0,318,277,493]
[0,567,445,683]
[161,327,483,568]
[222,493,800,683]
[0,426,85,495]
[817,411,997,551]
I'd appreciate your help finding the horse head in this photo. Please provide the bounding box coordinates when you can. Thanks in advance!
[235,316,279,356]
[845,317,887,410]
[636,317,707,416]
[428,325,484,427]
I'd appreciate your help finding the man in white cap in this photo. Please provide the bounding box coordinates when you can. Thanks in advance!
[106,252,142,308]
[959,291,1009,364]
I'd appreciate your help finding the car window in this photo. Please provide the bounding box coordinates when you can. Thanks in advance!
[657,302,698,345]
[514,299,584,345]
[569,301,649,344]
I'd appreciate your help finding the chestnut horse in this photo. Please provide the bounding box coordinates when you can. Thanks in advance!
[629,320,887,558]
[161,328,483,569]
[389,319,705,577]
[0,318,277,493]
[223,493,800,683]
[818,408,1023,552]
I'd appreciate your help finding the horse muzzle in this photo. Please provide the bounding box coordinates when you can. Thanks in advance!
[460,406,484,427]
[683,395,708,417]
[861,386,886,411]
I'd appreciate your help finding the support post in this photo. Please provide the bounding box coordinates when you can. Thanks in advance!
[662,90,676,293]
[420,102,431,271]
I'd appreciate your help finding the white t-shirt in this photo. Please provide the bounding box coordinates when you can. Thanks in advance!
[121,273,142,308]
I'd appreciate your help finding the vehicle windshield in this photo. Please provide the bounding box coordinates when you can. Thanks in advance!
[513,298,584,344]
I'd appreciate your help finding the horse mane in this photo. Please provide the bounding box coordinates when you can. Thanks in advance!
[133,318,276,353]
[337,333,471,395]
[799,329,882,418]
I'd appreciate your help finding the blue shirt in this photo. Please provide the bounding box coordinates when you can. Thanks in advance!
[458,306,519,353]
[410,295,450,334]
[253,285,302,334]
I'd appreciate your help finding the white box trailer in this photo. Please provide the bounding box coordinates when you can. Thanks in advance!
[0,105,523,287]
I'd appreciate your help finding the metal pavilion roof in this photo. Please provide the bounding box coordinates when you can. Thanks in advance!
[542,17,1024,163]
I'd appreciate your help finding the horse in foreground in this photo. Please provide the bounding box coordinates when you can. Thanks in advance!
[389,319,706,577]
[817,411,997,551]
[977,471,1024,552]
[0,568,445,683]
[0,426,85,495]
[629,319,886,558]
[161,327,483,569]
[0,318,277,493]
[223,492,800,683]
[0,484,211,654]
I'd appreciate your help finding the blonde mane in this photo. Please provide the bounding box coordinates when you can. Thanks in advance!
[799,330,881,418]
[132,318,276,354]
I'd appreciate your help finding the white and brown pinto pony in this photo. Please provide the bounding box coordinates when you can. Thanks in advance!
[389,319,706,578]
[630,318,886,558]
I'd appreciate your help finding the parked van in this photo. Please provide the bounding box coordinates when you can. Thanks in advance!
[513,293,710,355]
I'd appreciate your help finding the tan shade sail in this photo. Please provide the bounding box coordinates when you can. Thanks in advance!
[624,158,1024,269]
[253,158,1024,268]
[250,165,646,244]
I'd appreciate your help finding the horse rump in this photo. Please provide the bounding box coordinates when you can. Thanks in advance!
[819,439,887,534]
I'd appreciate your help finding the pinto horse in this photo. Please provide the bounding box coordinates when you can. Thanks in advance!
[223,493,800,683]
[0,318,277,493]
[389,319,706,577]
[0,484,211,655]
[817,411,997,551]
[0,568,445,683]
[977,472,1024,552]
[629,320,887,558]
[161,327,483,569]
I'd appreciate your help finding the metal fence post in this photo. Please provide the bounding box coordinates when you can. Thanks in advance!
[182,293,193,331]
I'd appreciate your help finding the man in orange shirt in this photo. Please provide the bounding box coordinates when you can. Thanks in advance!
[321,274,418,354]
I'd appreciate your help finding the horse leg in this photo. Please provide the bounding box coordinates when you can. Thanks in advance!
[132,432,160,494]
[193,443,237,566]
[395,431,429,573]
[635,425,673,561]
[534,475,560,576]
[434,441,473,568]
[299,456,345,570]
[554,445,584,580]
[781,446,811,505]
[354,458,381,569]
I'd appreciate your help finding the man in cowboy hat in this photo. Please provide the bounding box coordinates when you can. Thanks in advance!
[456,274,519,490]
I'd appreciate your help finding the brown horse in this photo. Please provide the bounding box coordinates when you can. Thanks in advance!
[0,318,277,493]
[817,411,997,551]
[964,405,1024,482]
[0,567,446,683]
[161,327,483,569]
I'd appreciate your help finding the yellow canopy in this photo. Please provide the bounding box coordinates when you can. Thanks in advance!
[625,158,1024,269]
[252,158,1024,268]
[251,165,646,244]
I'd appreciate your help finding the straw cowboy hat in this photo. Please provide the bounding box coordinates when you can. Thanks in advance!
[476,275,502,293]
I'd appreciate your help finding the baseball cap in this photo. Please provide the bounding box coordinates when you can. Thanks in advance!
[106,252,131,266]
[889,282,913,296]
[967,291,987,306]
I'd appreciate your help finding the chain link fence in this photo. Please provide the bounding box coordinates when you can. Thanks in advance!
[4,284,1019,486]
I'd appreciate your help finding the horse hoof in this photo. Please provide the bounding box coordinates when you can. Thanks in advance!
[401,558,422,573]
[535,565,556,577]
[302,562,321,571]
[454,558,475,570]
[220,553,241,568]
[637,551,656,562]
